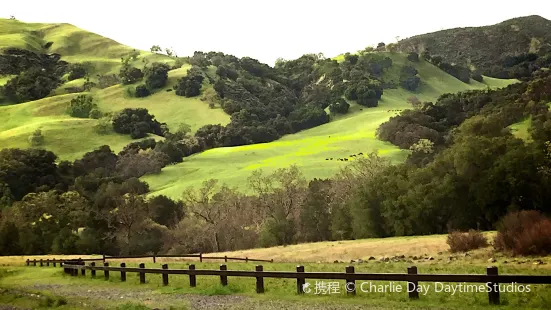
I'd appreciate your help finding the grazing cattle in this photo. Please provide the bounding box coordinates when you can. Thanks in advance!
[344,158,348,161]
[358,152,363,155]
[330,158,333,160]
[326,158,329,160]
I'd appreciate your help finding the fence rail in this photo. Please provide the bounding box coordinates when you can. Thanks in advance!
[28,259,551,305]
[23,253,273,267]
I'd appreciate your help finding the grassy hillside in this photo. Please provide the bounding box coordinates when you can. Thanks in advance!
[396,15,551,74]
[0,64,230,160]
[143,53,517,197]
[0,18,172,75]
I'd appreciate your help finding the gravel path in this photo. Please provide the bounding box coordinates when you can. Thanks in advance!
[25,283,388,309]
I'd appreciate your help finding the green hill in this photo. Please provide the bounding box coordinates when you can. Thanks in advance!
[143,53,516,197]
[0,18,171,75]
[0,19,517,197]
[396,15,551,75]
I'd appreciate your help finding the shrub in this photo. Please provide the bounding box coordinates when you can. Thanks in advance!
[88,108,102,119]
[94,117,112,135]
[68,63,87,81]
[144,62,170,90]
[67,95,97,118]
[328,98,350,114]
[119,66,144,85]
[447,230,488,252]
[407,52,419,62]
[28,129,44,146]
[135,84,150,98]
[494,210,551,256]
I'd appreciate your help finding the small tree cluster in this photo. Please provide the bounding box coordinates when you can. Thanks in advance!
[144,62,170,90]
[67,95,98,118]
[328,98,350,114]
[68,63,88,81]
[400,65,421,91]
[174,68,205,97]
[112,108,164,139]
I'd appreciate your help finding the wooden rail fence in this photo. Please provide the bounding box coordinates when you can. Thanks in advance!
[27,259,551,305]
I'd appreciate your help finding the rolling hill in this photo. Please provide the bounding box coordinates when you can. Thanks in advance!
[143,53,516,197]
[0,18,517,197]
[396,15,551,75]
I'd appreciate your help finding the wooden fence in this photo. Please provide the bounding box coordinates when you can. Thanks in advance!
[24,253,273,267]
[28,260,551,305]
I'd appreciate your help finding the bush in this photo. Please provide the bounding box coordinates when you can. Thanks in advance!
[494,210,551,256]
[68,63,87,81]
[447,230,488,252]
[407,52,419,62]
[67,95,97,118]
[328,98,350,114]
[28,129,44,146]
[88,108,102,119]
[135,84,150,98]
[94,117,112,135]
[144,62,170,90]
[119,66,144,85]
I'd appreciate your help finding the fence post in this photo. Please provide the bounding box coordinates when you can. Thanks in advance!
[153,255,156,264]
[53,260,56,267]
[104,262,109,280]
[407,266,419,300]
[296,265,305,294]
[224,255,227,263]
[189,264,196,287]
[220,264,228,286]
[271,259,274,263]
[60,261,63,267]
[81,261,85,276]
[199,253,203,263]
[255,265,264,294]
[487,266,500,305]
[345,266,356,295]
[162,264,169,286]
[33,259,36,266]
[102,254,106,263]
[40,259,43,267]
[120,263,126,282]
[245,257,248,263]
[90,262,96,278]
[46,259,50,267]
[26,259,29,266]
[139,263,146,284]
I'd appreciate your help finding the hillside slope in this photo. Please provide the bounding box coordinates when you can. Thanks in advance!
[397,15,551,74]
[0,18,172,75]
[143,53,517,197]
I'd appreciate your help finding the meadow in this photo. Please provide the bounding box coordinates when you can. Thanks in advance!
[2,233,551,309]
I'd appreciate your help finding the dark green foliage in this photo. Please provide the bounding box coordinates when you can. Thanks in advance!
[471,71,484,82]
[67,95,97,118]
[148,195,184,228]
[119,66,144,85]
[298,179,332,242]
[0,148,62,201]
[407,52,419,62]
[43,41,53,49]
[328,98,350,114]
[144,62,170,89]
[134,84,150,97]
[345,80,383,107]
[400,65,421,91]
[174,67,204,97]
[288,105,330,131]
[68,63,87,81]
[0,48,67,103]
[112,108,165,139]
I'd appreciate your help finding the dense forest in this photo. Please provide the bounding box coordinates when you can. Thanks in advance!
[1,52,551,256]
